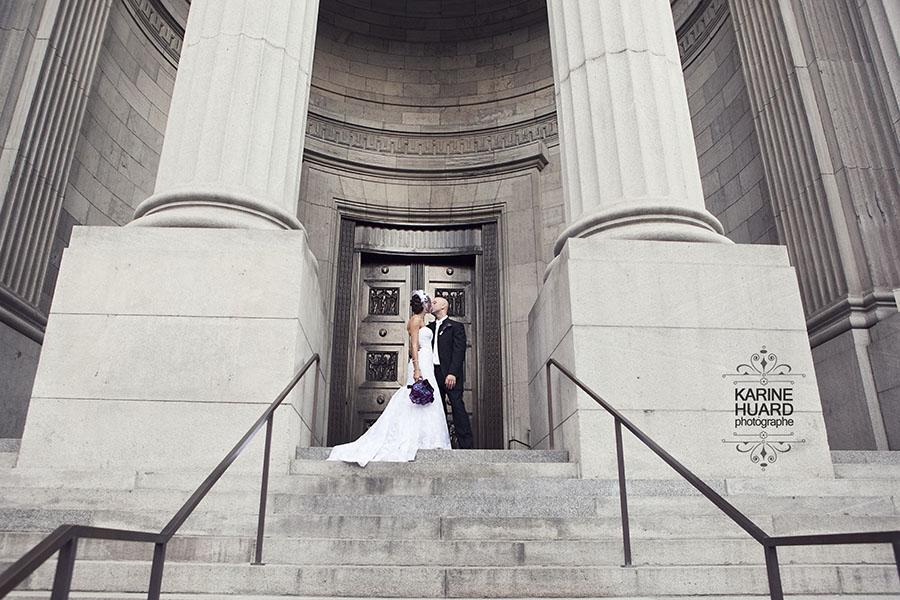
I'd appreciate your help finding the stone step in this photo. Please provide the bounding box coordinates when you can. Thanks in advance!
[0,481,897,521]
[2,498,897,538]
[3,596,892,600]
[17,474,892,503]
[1,532,895,567]
[832,450,900,464]
[723,477,900,497]
[3,594,892,600]
[4,561,897,596]
[1,509,897,542]
[295,448,570,463]
[834,462,900,480]
[289,459,579,478]
[3,466,899,499]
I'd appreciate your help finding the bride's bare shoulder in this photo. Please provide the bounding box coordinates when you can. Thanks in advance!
[406,314,424,332]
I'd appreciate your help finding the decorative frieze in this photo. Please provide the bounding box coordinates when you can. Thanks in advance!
[306,113,558,158]
[677,0,729,68]
[122,0,184,67]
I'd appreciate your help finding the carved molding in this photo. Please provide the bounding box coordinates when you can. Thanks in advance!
[677,0,729,68]
[306,112,557,158]
[122,0,184,67]
[355,225,483,255]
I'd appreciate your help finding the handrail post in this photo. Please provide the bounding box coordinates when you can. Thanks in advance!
[614,419,632,566]
[147,542,166,600]
[253,412,275,565]
[310,356,320,445]
[49,537,77,600]
[893,539,899,580]
[764,544,784,600]
[546,361,554,449]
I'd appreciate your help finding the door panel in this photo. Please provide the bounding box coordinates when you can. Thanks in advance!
[351,260,412,438]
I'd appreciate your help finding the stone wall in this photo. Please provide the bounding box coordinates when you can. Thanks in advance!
[682,10,777,245]
[310,0,554,131]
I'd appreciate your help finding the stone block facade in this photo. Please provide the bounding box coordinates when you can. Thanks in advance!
[1,0,898,452]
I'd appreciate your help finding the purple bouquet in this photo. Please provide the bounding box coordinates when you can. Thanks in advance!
[409,379,435,405]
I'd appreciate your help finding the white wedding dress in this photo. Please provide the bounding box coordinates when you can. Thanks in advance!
[327,325,451,466]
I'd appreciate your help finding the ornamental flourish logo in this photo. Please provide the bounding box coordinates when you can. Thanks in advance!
[721,346,806,470]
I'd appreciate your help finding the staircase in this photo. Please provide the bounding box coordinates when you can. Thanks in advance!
[1,447,898,598]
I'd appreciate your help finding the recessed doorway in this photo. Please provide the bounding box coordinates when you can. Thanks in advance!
[327,220,503,449]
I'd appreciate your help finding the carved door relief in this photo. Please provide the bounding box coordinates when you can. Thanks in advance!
[328,219,502,449]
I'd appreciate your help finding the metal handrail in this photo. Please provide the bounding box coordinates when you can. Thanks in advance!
[0,353,321,599]
[544,357,900,600]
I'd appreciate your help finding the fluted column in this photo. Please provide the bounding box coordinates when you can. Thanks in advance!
[546,0,730,254]
[729,0,900,330]
[730,0,900,450]
[0,0,113,333]
[131,0,320,230]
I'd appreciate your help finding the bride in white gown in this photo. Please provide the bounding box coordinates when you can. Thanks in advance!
[327,290,451,466]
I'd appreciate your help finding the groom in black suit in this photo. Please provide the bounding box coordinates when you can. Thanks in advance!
[428,296,474,449]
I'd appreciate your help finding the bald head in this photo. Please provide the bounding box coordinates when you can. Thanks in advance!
[431,296,449,318]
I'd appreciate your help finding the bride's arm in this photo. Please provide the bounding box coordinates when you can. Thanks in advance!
[408,316,422,381]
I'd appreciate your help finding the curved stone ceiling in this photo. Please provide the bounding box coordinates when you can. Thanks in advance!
[309,0,556,133]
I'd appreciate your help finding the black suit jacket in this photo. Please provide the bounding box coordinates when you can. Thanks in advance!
[428,318,466,382]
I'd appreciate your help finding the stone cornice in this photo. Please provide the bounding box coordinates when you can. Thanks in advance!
[122,0,184,67]
[676,0,730,68]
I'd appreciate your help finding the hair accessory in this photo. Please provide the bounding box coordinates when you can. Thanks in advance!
[412,289,431,305]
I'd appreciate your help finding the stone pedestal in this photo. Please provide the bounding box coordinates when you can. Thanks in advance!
[17,226,327,473]
[528,238,834,479]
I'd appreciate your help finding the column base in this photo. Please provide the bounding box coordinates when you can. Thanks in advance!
[553,203,732,256]
[528,238,834,479]
[131,188,304,230]
[16,227,327,473]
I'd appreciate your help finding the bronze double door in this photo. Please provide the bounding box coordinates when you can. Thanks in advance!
[350,254,477,445]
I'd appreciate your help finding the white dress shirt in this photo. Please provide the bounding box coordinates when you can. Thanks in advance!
[433,316,447,365]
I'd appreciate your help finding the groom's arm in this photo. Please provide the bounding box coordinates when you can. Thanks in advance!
[449,322,467,380]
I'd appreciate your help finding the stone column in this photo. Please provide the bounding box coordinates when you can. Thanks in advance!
[529,0,835,480]
[131,0,319,229]
[546,0,730,253]
[729,0,900,449]
[0,0,112,438]
[0,0,112,320]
